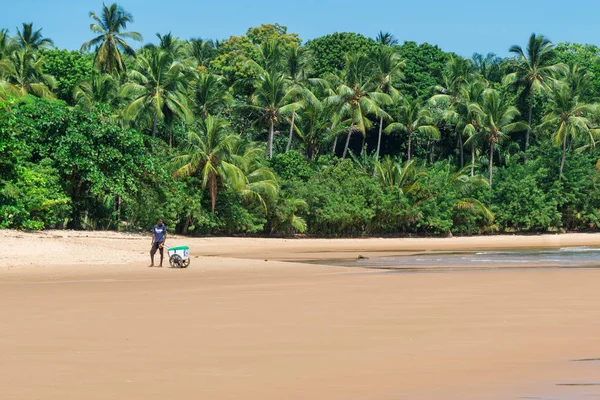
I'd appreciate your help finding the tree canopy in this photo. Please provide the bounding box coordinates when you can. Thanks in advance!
[3,7,600,236]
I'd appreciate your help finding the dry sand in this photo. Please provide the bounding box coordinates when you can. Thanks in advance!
[1,231,600,399]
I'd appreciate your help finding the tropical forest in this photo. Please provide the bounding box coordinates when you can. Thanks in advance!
[2,3,600,236]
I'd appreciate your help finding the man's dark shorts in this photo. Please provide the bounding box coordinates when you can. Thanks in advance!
[150,242,164,256]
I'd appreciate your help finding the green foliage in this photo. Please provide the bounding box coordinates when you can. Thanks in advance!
[0,160,71,230]
[306,33,378,77]
[395,42,451,96]
[492,156,561,231]
[11,97,156,229]
[270,151,313,181]
[246,24,301,48]
[552,43,600,101]
[41,49,94,103]
[3,17,600,238]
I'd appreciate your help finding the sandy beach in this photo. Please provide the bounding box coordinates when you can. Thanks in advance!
[2,231,600,399]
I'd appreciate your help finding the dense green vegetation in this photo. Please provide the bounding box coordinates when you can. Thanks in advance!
[2,3,600,235]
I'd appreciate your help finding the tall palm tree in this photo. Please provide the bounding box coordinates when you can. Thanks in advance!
[385,97,440,162]
[81,3,142,74]
[190,72,233,118]
[326,53,391,158]
[174,116,244,212]
[447,78,488,175]
[15,23,53,51]
[282,44,323,152]
[147,32,186,60]
[539,82,600,177]
[120,49,192,141]
[476,89,528,186]
[432,56,473,164]
[248,70,302,159]
[186,38,217,71]
[506,33,566,150]
[375,31,399,47]
[372,46,405,164]
[294,97,348,160]
[0,50,56,98]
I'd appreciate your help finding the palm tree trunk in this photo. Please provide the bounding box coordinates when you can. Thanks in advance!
[560,134,567,178]
[375,116,384,162]
[489,141,495,187]
[458,134,464,168]
[360,135,366,155]
[286,111,295,152]
[332,136,338,155]
[115,195,120,226]
[210,173,217,212]
[267,120,274,159]
[152,110,158,138]
[407,132,412,162]
[525,90,534,151]
[471,141,475,177]
[342,127,352,159]
[374,116,384,176]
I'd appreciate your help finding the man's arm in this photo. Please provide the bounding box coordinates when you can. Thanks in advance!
[162,228,167,244]
[151,227,156,244]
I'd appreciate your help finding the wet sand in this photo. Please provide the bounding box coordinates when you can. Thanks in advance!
[1,231,600,399]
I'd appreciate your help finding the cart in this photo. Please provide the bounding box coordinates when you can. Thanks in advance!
[167,245,190,268]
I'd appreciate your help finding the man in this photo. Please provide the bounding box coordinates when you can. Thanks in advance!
[149,218,167,267]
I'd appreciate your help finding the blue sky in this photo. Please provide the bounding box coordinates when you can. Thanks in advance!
[2,0,599,57]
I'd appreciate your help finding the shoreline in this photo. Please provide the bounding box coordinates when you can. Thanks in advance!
[4,229,600,268]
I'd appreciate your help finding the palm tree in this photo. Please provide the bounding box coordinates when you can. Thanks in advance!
[0,29,16,60]
[326,53,391,158]
[506,33,566,150]
[248,70,302,159]
[561,64,594,99]
[384,97,440,162]
[81,3,142,74]
[15,23,53,51]
[146,32,186,60]
[73,72,119,110]
[120,49,192,142]
[372,46,405,164]
[186,38,217,71]
[0,50,56,98]
[282,44,324,152]
[539,81,600,177]
[470,52,502,82]
[476,89,528,186]
[228,137,279,213]
[374,157,421,193]
[294,97,348,160]
[174,116,244,212]
[432,56,473,165]
[448,78,488,175]
[375,31,399,47]
[190,72,233,118]
[174,117,277,214]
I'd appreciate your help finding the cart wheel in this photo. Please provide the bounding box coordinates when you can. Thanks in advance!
[181,259,190,268]
[169,254,183,268]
